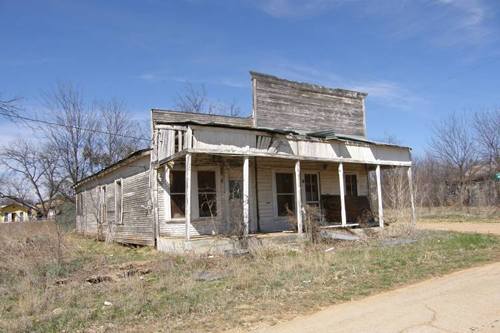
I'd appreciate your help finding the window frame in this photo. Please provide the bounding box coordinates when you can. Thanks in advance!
[169,169,186,220]
[303,172,321,208]
[165,166,221,221]
[344,173,358,197]
[272,169,296,218]
[197,170,218,218]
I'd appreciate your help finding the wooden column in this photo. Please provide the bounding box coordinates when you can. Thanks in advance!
[294,160,303,234]
[185,153,192,240]
[243,156,250,236]
[338,162,347,226]
[376,164,384,228]
[407,166,416,226]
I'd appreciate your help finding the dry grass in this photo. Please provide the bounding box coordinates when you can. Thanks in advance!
[1,222,500,332]
[417,206,500,224]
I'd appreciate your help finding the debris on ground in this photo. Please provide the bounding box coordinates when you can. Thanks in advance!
[86,275,114,284]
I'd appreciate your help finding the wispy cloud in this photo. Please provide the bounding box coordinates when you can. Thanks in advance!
[137,72,248,88]
[251,0,495,46]
[258,61,421,110]
[252,0,343,18]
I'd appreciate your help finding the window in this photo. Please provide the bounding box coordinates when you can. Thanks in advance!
[275,173,295,216]
[115,180,123,224]
[345,174,358,196]
[19,212,24,222]
[198,171,217,217]
[170,171,186,218]
[229,180,242,200]
[304,174,320,207]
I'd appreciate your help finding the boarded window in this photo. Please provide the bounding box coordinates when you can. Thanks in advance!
[345,174,358,196]
[275,173,295,216]
[198,171,217,217]
[115,180,123,224]
[170,171,186,218]
[304,174,320,207]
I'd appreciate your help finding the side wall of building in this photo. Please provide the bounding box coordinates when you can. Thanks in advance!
[75,155,154,246]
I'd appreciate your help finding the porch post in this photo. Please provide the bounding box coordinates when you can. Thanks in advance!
[338,162,347,226]
[185,153,192,240]
[376,164,384,228]
[407,166,416,226]
[242,156,250,236]
[294,160,303,234]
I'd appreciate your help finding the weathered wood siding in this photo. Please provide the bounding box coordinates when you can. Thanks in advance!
[251,72,367,136]
[152,109,253,127]
[75,154,154,246]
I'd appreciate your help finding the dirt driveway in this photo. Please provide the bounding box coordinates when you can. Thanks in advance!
[251,262,500,333]
[418,222,500,235]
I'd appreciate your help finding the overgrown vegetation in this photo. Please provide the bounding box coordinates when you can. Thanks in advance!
[1,222,500,332]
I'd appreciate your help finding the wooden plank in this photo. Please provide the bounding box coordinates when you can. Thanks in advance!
[185,153,192,240]
[338,162,347,226]
[376,164,384,228]
[295,160,303,234]
[243,156,250,236]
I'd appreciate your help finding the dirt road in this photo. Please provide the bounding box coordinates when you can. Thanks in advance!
[418,222,500,235]
[252,262,500,333]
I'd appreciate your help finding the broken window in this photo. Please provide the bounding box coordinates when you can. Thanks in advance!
[275,172,295,216]
[345,174,358,196]
[198,171,217,217]
[170,171,186,218]
[229,179,242,200]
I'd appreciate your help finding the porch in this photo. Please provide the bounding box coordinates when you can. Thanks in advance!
[154,151,416,245]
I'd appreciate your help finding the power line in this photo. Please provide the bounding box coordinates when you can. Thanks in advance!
[0,110,151,142]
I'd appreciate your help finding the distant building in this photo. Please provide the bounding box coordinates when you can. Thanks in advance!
[0,203,31,223]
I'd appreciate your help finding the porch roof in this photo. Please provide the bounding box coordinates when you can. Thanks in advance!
[155,148,412,169]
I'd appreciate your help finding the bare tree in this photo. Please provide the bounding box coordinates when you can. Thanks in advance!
[429,112,478,206]
[473,109,500,204]
[175,82,241,116]
[0,140,65,218]
[0,95,20,116]
[94,99,145,166]
[43,83,100,199]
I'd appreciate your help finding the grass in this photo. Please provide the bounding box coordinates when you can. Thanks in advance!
[417,206,500,224]
[1,222,500,332]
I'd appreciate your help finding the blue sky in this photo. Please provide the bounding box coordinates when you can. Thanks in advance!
[1,0,499,155]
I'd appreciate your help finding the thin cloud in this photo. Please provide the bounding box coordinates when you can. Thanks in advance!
[252,0,343,18]
[257,61,421,110]
[252,0,495,46]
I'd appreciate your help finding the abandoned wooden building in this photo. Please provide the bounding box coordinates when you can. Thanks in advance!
[74,72,415,252]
